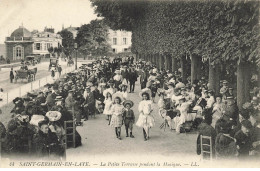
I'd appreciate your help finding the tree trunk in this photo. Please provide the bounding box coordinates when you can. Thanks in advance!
[136,53,139,61]
[258,68,260,88]
[172,57,177,73]
[181,56,187,82]
[162,54,165,71]
[196,56,202,80]
[159,54,162,70]
[191,54,198,83]
[237,61,251,110]
[208,60,220,94]
[166,55,172,71]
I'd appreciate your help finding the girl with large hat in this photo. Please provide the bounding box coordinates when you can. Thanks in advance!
[136,88,155,141]
[110,92,125,140]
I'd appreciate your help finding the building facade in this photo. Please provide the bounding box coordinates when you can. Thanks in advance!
[108,29,132,53]
[5,26,34,61]
[32,27,62,57]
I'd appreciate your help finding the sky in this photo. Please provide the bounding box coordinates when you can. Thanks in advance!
[0,0,98,43]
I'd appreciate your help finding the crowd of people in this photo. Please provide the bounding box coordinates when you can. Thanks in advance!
[0,55,259,161]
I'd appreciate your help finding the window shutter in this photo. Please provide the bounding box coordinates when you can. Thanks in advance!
[21,46,24,59]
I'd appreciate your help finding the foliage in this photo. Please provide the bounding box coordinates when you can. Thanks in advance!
[91,0,260,66]
[57,30,74,57]
[75,19,112,57]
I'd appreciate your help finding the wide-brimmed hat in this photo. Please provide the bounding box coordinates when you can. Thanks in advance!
[112,92,124,103]
[46,111,62,122]
[30,115,45,126]
[139,88,152,98]
[123,100,134,108]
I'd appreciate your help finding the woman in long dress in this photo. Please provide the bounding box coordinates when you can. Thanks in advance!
[136,89,155,141]
[110,95,124,140]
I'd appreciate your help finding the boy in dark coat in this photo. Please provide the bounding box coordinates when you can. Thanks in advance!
[123,100,135,138]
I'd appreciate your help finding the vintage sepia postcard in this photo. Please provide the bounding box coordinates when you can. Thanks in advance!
[0,0,259,168]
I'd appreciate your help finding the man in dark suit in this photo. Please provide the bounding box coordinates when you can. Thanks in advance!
[83,86,95,120]
[128,67,138,93]
[121,66,129,83]
[140,68,148,89]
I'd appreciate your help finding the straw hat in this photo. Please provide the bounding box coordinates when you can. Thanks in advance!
[123,100,134,108]
[112,92,124,103]
[46,111,62,122]
[139,88,152,98]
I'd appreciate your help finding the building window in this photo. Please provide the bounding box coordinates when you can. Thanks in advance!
[112,48,117,53]
[124,48,128,52]
[123,38,127,45]
[46,43,52,49]
[113,38,117,45]
[44,43,47,50]
[36,43,41,50]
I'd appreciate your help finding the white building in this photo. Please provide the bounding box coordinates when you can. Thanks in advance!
[108,29,132,53]
[32,28,62,57]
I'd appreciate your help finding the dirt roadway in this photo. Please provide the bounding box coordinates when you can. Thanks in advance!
[66,81,199,163]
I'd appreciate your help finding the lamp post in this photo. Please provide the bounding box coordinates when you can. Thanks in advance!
[74,43,78,70]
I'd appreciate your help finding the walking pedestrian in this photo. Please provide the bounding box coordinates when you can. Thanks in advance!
[103,90,113,125]
[110,93,124,140]
[10,67,14,83]
[57,65,62,77]
[51,67,55,80]
[136,88,155,141]
[123,100,135,138]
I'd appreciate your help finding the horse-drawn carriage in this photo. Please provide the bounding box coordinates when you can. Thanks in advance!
[49,58,59,71]
[24,56,41,66]
[14,67,37,83]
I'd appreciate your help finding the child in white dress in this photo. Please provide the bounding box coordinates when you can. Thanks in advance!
[136,90,155,141]
[110,95,124,140]
[103,91,113,125]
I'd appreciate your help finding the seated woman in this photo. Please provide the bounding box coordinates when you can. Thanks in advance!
[173,97,192,133]
[33,120,64,160]
[212,95,224,128]
[6,113,34,155]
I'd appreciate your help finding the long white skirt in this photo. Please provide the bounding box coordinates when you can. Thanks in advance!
[136,113,155,128]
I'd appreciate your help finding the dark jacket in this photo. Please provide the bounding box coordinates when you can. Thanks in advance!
[128,71,138,82]
[234,130,252,157]
[33,129,63,158]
